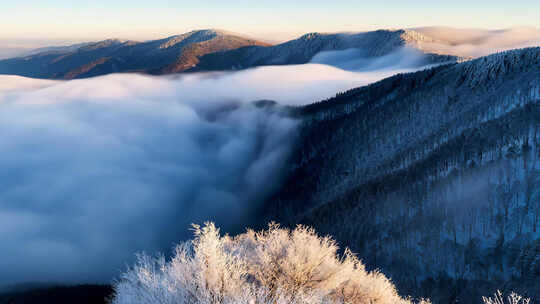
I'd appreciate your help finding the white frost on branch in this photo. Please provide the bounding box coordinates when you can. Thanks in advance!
[111,222,429,304]
[483,290,532,304]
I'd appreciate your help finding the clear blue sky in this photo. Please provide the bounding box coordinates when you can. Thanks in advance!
[2,0,540,42]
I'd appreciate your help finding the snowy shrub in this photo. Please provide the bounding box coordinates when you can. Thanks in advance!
[111,222,426,304]
[482,291,531,304]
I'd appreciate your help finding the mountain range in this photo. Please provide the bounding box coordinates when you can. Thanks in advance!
[1,28,540,304]
[0,29,458,79]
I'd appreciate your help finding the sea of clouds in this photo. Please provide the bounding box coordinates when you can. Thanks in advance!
[2,29,539,285]
[0,73,300,284]
[0,60,418,284]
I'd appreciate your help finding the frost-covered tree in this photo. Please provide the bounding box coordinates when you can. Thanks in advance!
[482,290,531,304]
[111,222,428,304]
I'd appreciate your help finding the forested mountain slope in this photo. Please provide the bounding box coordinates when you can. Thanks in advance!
[0,30,269,79]
[0,29,457,79]
[192,29,456,71]
[266,47,540,304]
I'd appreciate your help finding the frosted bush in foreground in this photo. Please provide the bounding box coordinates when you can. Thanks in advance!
[111,222,428,304]
[482,291,531,304]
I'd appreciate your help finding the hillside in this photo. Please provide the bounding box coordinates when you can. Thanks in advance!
[0,30,269,79]
[192,29,457,71]
[0,29,457,79]
[265,47,540,303]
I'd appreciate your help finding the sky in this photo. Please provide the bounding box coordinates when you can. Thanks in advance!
[1,0,540,46]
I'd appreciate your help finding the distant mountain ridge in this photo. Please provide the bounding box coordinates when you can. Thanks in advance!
[0,29,459,79]
[192,29,456,71]
[0,30,270,79]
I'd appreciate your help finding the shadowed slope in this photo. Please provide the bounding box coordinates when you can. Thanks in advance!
[0,30,269,79]
[267,47,540,303]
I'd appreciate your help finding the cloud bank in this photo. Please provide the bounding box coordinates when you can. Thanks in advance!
[164,64,422,106]
[413,27,540,57]
[0,73,300,285]
[310,46,433,72]
[0,47,438,286]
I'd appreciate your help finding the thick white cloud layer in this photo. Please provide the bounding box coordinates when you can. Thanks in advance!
[159,64,420,106]
[0,73,300,284]
[0,48,435,285]
[311,46,434,72]
[413,27,540,57]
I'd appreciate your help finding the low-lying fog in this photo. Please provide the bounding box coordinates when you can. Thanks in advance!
[0,50,423,285]
[412,26,540,57]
